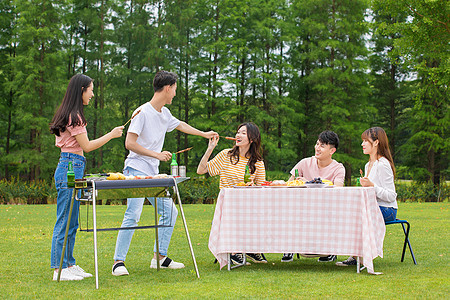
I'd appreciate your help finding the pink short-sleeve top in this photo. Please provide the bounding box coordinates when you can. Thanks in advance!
[290,156,345,186]
[55,116,87,153]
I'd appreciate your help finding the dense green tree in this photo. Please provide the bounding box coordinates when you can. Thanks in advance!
[109,0,161,163]
[243,0,297,171]
[186,0,238,162]
[7,0,66,181]
[0,0,16,179]
[0,0,446,184]
[163,0,198,165]
[369,9,412,161]
[290,0,372,183]
[373,0,449,184]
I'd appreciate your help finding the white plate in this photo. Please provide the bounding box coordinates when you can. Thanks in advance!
[304,183,333,188]
[233,186,263,188]
[233,185,308,188]
[268,185,307,188]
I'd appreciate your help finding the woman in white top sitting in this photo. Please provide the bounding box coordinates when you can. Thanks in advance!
[337,127,397,267]
[359,126,398,222]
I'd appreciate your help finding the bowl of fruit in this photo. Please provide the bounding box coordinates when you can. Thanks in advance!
[304,178,333,188]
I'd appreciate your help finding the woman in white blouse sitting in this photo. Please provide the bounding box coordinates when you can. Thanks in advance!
[359,126,398,222]
[337,127,397,267]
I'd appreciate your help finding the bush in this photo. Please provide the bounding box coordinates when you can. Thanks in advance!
[177,172,291,204]
[1,177,447,204]
[396,181,449,202]
[265,170,291,181]
[178,176,220,204]
[0,177,56,204]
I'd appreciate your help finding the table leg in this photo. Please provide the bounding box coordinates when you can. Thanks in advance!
[357,257,360,273]
[174,182,200,278]
[92,184,99,289]
[57,190,76,282]
[153,197,160,271]
[227,253,231,271]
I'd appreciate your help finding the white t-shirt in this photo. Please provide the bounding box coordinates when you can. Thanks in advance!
[124,102,180,176]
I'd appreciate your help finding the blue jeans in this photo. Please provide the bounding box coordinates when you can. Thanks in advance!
[379,206,397,223]
[51,152,86,269]
[114,167,178,261]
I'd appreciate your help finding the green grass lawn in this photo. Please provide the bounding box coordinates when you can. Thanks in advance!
[0,202,448,299]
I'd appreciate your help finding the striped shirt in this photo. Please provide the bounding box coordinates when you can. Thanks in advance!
[207,149,266,189]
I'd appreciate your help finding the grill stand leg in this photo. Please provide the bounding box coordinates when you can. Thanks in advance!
[174,180,200,278]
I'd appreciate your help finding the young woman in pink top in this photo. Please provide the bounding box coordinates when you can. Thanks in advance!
[49,74,123,281]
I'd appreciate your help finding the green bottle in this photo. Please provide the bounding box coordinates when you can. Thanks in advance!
[67,162,75,187]
[244,165,250,183]
[356,178,361,186]
[295,169,299,178]
[170,153,178,176]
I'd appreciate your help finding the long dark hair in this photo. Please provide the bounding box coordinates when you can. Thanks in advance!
[228,122,263,174]
[50,74,92,136]
[361,127,396,177]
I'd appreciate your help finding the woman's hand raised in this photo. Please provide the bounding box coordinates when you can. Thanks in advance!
[360,177,374,187]
[110,126,124,138]
[208,136,219,150]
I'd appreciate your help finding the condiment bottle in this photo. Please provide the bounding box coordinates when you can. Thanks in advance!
[67,162,75,187]
[170,153,178,176]
[244,164,250,183]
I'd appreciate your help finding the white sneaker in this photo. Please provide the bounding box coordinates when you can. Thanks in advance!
[53,268,84,281]
[69,265,93,278]
[112,262,129,276]
[150,257,185,269]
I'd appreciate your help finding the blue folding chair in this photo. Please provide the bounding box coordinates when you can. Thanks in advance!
[385,219,417,264]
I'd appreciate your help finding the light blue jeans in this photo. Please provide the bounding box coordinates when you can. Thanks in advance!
[51,152,86,269]
[114,167,178,261]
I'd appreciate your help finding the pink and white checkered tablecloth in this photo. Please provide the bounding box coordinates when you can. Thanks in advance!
[208,186,385,273]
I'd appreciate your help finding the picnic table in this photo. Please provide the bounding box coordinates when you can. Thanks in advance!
[209,186,385,274]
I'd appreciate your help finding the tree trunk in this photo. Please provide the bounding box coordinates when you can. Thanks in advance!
[183,35,190,165]
[389,60,396,158]
[5,41,16,179]
[98,0,105,168]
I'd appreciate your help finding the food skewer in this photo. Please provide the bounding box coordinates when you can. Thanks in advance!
[220,136,237,141]
[359,168,364,177]
[123,109,142,127]
[174,147,193,154]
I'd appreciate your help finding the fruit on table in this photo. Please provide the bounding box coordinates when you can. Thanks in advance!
[107,172,126,180]
[106,173,153,180]
[305,178,333,185]
[306,178,323,184]
[270,180,287,186]
[153,174,168,179]
[287,180,305,186]
[132,175,153,179]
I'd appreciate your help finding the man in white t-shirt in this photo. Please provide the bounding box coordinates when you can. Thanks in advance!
[112,71,218,276]
[281,130,345,263]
